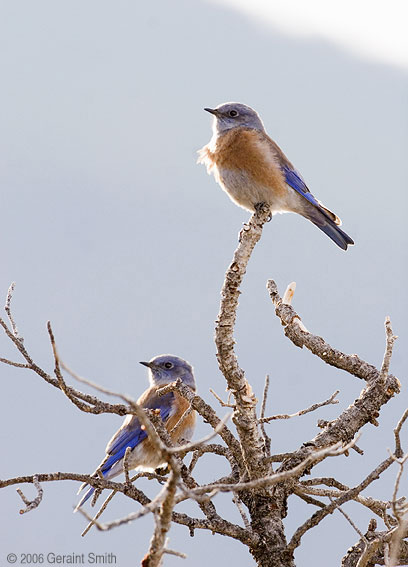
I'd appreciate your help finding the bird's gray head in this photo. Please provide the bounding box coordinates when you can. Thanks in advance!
[139,355,196,390]
[204,102,265,135]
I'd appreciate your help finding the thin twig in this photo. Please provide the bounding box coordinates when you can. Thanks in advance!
[259,375,271,456]
[0,357,30,368]
[394,408,408,459]
[5,282,20,338]
[260,390,339,423]
[209,388,235,408]
[288,456,395,553]
[16,475,43,514]
[380,317,397,384]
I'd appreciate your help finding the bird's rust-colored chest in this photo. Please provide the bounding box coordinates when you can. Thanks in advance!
[202,128,287,190]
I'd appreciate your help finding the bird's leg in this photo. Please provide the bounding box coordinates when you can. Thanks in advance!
[254,201,272,222]
[155,464,170,476]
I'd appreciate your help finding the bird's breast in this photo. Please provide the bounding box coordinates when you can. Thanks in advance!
[200,129,290,212]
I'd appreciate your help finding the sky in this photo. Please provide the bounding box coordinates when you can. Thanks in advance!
[209,0,408,69]
[0,1,407,566]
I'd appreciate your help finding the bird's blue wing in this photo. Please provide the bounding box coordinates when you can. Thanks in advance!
[282,165,321,207]
[281,165,353,249]
[101,391,175,473]
[74,392,175,510]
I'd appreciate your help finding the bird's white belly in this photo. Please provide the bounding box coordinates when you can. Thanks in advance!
[217,167,292,214]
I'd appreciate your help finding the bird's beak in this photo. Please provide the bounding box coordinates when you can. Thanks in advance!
[204,107,218,116]
[139,361,152,368]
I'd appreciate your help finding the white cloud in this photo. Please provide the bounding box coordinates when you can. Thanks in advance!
[206,0,408,69]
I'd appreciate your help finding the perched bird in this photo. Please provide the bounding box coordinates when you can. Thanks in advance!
[75,354,196,510]
[198,102,354,250]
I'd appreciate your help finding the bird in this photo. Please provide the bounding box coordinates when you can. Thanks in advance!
[198,102,354,250]
[75,354,196,510]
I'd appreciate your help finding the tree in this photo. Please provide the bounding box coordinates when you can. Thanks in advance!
[0,206,406,566]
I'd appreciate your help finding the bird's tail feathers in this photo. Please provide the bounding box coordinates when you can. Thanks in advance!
[309,212,354,250]
[74,485,96,513]
[318,202,342,226]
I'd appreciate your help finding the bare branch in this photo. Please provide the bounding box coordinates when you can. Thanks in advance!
[157,379,243,469]
[232,494,251,529]
[209,387,235,408]
[260,390,339,423]
[144,466,180,567]
[167,412,232,454]
[267,279,400,385]
[5,282,20,338]
[215,205,273,481]
[288,456,395,553]
[0,357,30,368]
[259,375,271,456]
[16,475,43,514]
[380,317,398,383]
[188,444,235,473]
[331,497,366,541]
[394,408,408,459]
[177,439,358,498]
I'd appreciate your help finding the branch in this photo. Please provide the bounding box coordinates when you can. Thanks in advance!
[260,390,339,423]
[267,280,400,385]
[157,379,243,470]
[16,475,43,514]
[214,205,273,481]
[288,456,395,553]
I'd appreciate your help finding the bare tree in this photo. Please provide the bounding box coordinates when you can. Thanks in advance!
[0,206,406,567]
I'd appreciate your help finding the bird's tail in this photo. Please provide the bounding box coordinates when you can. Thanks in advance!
[304,206,354,250]
[311,217,354,250]
[74,483,96,512]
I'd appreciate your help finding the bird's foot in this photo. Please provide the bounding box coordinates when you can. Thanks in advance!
[254,201,272,221]
[155,464,170,477]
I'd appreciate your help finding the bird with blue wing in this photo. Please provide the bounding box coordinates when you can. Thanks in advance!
[75,354,196,510]
[198,102,354,250]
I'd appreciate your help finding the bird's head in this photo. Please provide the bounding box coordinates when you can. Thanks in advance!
[139,355,196,390]
[204,102,265,135]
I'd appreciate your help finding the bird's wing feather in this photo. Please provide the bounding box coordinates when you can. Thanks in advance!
[282,164,341,225]
[102,391,174,472]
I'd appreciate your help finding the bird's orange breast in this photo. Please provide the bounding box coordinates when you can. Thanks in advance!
[204,129,287,195]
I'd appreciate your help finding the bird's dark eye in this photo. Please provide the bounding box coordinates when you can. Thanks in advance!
[229,110,238,117]
[164,362,173,369]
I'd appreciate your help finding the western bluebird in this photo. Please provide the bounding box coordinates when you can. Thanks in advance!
[75,354,196,510]
[198,102,354,250]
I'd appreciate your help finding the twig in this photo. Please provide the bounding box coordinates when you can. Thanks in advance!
[214,205,273,482]
[5,282,20,338]
[330,497,366,541]
[81,490,117,537]
[259,375,271,456]
[394,408,408,459]
[267,280,400,385]
[156,379,243,469]
[123,447,132,486]
[293,487,325,508]
[288,456,395,553]
[169,405,194,435]
[188,444,235,473]
[380,317,397,383]
[166,412,232,454]
[163,547,187,559]
[16,475,43,514]
[209,388,235,408]
[176,439,358,498]
[260,390,339,423]
[0,357,30,368]
[232,494,251,529]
